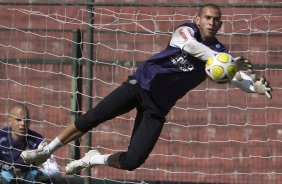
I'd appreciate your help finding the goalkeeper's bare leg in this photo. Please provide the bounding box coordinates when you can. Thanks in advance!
[20,124,84,165]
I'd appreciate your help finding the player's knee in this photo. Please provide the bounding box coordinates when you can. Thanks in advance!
[122,160,144,171]
[120,154,147,171]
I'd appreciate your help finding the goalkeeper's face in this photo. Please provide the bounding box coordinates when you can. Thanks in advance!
[9,106,30,140]
[196,7,222,42]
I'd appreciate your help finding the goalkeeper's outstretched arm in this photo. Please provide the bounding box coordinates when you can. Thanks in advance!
[230,71,272,99]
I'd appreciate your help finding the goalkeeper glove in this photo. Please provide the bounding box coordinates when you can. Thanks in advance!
[232,71,272,99]
[233,56,253,71]
[250,73,272,99]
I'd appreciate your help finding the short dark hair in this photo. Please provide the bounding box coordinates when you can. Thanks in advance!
[198,4,221,17]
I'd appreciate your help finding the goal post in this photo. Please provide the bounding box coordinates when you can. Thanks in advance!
[0,1,281,184]
[70,28,83,162]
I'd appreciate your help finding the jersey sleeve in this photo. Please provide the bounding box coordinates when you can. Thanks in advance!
[169,26,218,61]
[229,71,255,93]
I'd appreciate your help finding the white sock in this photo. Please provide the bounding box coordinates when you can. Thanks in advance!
[43,137,64,155]
[89,154,110,165]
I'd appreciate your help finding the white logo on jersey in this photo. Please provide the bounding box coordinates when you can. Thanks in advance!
[129,79,137,85]
[170,51,194,72]
[0,137,7,144]
[0,162,15,171]
[2,151,9,155]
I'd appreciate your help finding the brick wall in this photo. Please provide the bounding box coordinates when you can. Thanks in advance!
[0,1,281,184]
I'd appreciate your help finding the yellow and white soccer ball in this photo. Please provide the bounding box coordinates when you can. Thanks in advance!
[205,53,238,83]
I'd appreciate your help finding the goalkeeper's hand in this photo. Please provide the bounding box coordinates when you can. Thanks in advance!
[250,73,272,99]
[234,71,272,99]
[233,56,253,71]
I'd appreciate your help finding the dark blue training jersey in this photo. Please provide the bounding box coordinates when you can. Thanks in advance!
[133,23,227,113]
[0,127,43,172]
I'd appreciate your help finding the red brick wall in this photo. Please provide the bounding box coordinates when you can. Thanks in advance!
[0,1,281,184]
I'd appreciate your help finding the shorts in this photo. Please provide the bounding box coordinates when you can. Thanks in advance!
[74,76,167,170]
[75,76,166,132]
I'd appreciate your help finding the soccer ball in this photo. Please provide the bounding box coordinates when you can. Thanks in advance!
[205,53,238,83]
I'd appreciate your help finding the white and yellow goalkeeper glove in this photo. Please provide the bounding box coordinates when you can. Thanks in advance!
[231,71,272,99]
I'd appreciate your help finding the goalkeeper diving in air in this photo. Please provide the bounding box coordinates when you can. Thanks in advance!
[21,3,272,175]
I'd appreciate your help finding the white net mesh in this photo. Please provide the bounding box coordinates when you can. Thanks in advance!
[0,1,281,184]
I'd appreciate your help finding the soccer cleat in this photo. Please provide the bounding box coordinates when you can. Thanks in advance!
[20,141,50,166]
[65,150,101,175]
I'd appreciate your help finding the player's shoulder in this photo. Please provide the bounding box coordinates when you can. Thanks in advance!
[27,129,44,140]
[177,23,199,33]
[178,22,197,29]
[27,129,44,148]
[173,22,201,41]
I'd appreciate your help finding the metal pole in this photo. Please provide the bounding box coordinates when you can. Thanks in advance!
[70,29,83,161]
[85,0,94,183]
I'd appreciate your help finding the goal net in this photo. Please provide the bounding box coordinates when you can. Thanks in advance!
[0,1,281,184]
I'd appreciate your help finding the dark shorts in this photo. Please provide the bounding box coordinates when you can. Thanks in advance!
[75,76,166,169]
[75,76,165,132]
